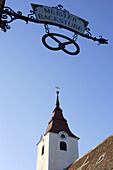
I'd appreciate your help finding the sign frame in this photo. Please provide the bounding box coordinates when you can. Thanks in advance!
[31,4,89,35]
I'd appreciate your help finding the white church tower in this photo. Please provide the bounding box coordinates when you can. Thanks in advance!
[36,90,79,170]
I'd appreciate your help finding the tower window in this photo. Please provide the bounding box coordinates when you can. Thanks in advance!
[97,153,106,164]
[60,141,67,151]
[61,134,66,139]
[41,145,44,155]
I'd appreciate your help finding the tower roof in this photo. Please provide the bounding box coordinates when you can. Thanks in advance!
[45,90,79,139]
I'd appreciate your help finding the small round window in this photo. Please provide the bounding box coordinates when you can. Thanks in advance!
[59,131,68,140]
[61,134,66,139]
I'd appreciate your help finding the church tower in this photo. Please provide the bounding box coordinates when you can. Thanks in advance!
[36,90,79,170]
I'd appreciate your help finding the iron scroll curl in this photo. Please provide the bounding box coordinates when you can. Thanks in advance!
[42,33,80,55]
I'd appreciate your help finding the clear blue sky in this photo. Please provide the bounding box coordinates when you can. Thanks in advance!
[0,0,113,170]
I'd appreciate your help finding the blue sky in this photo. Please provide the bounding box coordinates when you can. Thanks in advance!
[0,0,113,170]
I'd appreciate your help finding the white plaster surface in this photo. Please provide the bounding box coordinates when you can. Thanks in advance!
[36,132,79,170]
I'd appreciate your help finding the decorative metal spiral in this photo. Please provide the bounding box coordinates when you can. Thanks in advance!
[85,28,92,37]
[2,7,17,23]
[0,6,36,32]
[27,10,35,20]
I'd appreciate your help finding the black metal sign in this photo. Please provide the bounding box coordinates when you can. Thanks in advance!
[31,4,88,35]
[0,2,108,56]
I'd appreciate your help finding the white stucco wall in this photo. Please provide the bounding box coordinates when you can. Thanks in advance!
[49,132,79,170]
[36,134,49,170]
[36,132,79,170]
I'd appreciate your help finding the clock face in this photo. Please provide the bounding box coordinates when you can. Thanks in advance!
[59,131,68,140]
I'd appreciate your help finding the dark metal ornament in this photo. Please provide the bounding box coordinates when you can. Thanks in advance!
[42,33,80,55]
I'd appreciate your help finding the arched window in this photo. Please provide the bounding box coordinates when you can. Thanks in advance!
[41,145,44,155]
[60,141,67,151]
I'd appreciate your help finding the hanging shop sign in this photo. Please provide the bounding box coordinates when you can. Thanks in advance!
[0,3,108,55]
[31,4,89,34]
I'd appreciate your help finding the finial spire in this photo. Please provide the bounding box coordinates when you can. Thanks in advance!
[55,86,60,108]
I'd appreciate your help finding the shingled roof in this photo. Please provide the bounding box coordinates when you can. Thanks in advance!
[66,134,113,170]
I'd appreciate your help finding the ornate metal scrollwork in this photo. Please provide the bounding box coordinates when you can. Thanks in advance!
[85,28,92,37]
[0,3,108,55]
[0,21,10,32]
[0,7,24,31]
[27,10,35,20]
[2,7,19,23]
[97,35,108,45]
[51,4,69,13]
[0,6,37,32]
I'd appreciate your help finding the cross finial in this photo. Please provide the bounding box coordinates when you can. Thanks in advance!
[55,86,60,90]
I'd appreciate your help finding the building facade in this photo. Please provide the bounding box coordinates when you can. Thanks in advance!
[36,91,113,170]
[36,91,79,170]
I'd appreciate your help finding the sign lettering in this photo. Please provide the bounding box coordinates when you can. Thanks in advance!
[31,4,88,34]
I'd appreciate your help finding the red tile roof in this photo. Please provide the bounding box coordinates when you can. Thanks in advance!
[66,134,113,170]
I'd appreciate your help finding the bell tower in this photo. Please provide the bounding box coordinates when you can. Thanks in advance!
[36,90,79,170]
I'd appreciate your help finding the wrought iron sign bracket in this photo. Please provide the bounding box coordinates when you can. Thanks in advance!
[0,7,37,32]
[0,2,108,55]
